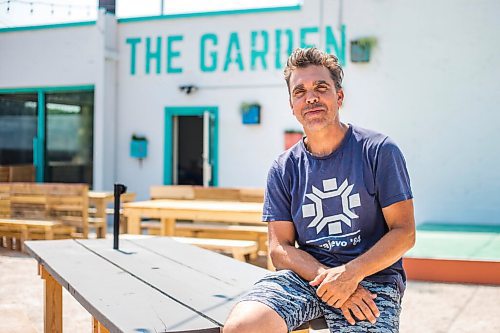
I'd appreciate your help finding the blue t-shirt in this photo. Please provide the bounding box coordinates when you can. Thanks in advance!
[263,124,413,292]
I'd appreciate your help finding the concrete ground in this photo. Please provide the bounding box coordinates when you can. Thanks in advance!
[1,246,499,333]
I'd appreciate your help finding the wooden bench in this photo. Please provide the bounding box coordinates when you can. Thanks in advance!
[88,191,136,238]
[145,185,266,238]
[175,222,268,254]
[0,218,75,251]
[149,185,265,203]
[0,182,89,241]
[172,237,259,262]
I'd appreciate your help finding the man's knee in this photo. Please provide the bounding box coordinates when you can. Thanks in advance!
[224,301,287,333]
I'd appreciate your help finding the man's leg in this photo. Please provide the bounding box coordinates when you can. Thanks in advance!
[224,270,324,333]
[224,301,287,333]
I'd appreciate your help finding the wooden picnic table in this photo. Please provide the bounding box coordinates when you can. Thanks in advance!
[25,236,269,333]
[0,218,63,251]
[122,199,265,236]
[88,191,136,237]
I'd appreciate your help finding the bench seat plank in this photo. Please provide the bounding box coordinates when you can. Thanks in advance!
[25,239,221,333]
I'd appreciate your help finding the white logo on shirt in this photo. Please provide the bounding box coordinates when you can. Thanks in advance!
[302,177,361,235]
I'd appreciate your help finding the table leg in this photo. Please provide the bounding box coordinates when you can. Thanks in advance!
[160,218,175,236]
[20,226,28,252]
[92,317,110,333]
[40,265,62,333]
[127,214,141,234]
[96,201,107,238]
[44,226,54,240]
[231,250,246,262]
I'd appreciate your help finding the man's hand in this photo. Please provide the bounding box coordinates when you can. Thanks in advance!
[340,285,379,325]
[309,265,361,308]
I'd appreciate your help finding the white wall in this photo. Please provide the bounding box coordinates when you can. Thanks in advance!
[340,0,500,224]
[0,25,98,87]
[116,8,309,199]
[116,0,500,225]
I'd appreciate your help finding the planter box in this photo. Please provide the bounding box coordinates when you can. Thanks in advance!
[350,41,371,63]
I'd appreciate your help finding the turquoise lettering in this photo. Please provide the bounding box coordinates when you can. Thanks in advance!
[275,29,293,69]
[200,33,218,72]
[145,36,162,74]
[325,25,346,66]
[223,32,244,72]
[167,35,183,73]
[250,31,269,70]
[300,27,319,48]
[126,37,141,75]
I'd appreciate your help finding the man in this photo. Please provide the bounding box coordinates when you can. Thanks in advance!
[224,47,415,333]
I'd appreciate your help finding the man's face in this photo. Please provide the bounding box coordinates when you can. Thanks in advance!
[288,65,344,132]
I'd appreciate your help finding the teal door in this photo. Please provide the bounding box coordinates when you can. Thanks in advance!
[164,107,218,186]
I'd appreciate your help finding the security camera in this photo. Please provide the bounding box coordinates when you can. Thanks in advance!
[179,85,198,95]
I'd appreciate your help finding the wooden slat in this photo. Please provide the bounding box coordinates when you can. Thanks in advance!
[150,186,264,203]
[9,165,35,182]
[177,222,267,234]
[193,187,241,201]
[171,237,258,261]
[25,239,221,333]
[238,188,265,203]
[40,265,62,333]
[81,237,268,325]
[10,195,48,205]
[0,218,59,227]
[150,185,195,200]
[0,168,9,182]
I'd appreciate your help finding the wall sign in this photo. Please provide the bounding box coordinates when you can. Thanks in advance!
[125,25,346,75]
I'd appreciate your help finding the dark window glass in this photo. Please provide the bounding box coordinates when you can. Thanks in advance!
[0,94,38,165]
[45,91,94,185]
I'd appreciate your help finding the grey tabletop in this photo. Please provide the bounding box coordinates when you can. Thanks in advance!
[25,237,269,333]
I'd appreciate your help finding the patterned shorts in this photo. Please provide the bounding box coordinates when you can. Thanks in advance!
[238,270,402,333]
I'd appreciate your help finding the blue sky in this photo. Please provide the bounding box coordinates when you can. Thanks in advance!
[0,0,300,28]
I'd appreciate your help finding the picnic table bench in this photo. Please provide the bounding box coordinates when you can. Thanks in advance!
[0,218,73,251]
[124,198,268,265]
[88,191,136,237]
[25,236,326,333]
[0,182,89,239]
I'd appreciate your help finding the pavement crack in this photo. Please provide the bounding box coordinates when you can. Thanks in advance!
[445,286,480,332]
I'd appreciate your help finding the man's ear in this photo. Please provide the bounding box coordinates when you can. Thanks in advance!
[337,89,344,108]
[289,96,294,114]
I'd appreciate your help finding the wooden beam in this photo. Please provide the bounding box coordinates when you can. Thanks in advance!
[40,265,62,333]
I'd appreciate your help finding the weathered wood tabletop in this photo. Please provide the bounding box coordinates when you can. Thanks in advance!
[25,237,269,333]
[122,199,265,235]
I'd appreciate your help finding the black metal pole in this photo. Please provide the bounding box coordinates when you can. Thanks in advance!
[113,183,127,250]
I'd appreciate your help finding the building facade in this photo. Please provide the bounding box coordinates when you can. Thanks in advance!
[1,0,499,225]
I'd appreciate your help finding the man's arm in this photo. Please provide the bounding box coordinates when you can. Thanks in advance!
[269,221,380,324]
[310,199,416,308]
[268,221,326,280]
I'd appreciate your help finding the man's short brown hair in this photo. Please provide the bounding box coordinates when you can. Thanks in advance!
[284,47,344,92]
